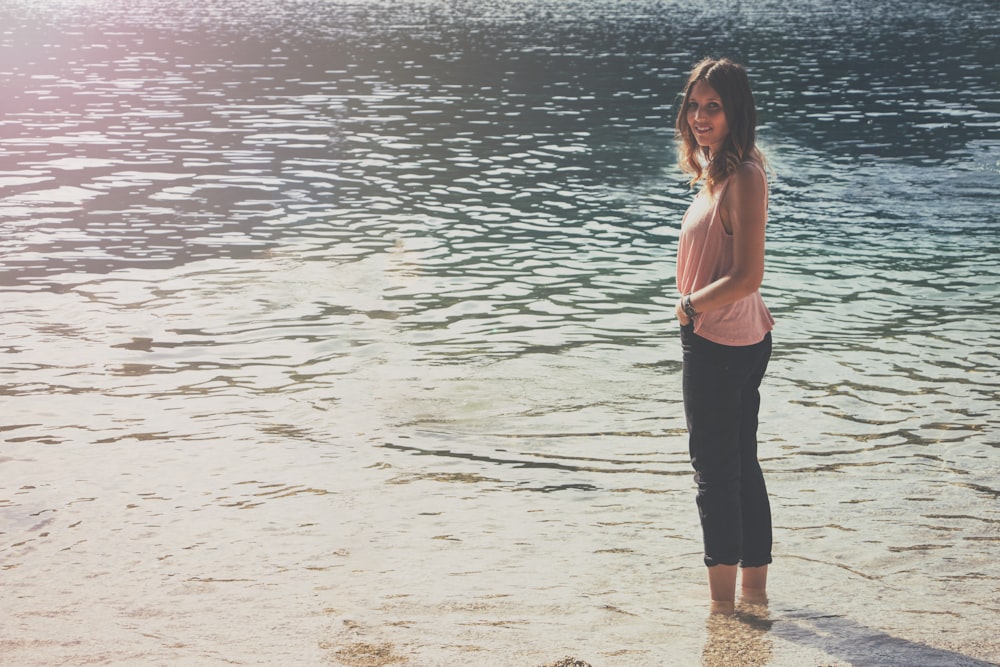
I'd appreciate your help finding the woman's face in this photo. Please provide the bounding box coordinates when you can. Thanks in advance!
[686,80,729,154]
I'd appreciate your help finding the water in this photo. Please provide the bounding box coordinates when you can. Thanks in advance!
[1,0,998,665]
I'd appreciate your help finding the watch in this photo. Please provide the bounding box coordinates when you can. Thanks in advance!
[682,294,698,319]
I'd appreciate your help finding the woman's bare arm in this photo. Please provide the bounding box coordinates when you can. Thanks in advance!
[676,162,767,324]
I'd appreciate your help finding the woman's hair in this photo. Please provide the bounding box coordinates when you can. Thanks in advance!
[675,57,764,192]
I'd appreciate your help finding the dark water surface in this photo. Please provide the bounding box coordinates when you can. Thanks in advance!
[2,1,998,665]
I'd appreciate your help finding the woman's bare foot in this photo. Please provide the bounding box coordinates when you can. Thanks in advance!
[710,599,736,615]
[741,587,768,605]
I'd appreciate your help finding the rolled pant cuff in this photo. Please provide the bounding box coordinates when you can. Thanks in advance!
[703,555,772,568]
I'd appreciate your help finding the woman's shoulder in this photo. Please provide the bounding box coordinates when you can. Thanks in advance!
[720,158,768,215]
[727,158,768,196]
[735,158,767,181]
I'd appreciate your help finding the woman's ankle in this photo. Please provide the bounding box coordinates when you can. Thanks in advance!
[740,587,768,605]
[710,599,736,615]
[740,564,768,594]
[706,564,738,614]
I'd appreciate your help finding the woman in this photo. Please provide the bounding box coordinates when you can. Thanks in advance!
[674,57,775,614]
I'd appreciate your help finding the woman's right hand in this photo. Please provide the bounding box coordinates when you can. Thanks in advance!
[676,297,692,327]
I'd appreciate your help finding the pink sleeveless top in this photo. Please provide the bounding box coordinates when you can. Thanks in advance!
[676,161,774,346]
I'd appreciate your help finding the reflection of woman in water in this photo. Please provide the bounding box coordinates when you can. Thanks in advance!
[674,57,774,614]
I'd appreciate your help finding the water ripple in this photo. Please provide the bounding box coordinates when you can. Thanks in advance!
[1,0,998,663]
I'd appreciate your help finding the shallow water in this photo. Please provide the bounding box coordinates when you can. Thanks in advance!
[1,0,998,665]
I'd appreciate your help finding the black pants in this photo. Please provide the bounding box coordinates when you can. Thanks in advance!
[681,324,773,568]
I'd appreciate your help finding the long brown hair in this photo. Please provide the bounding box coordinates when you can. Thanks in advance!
[675,57,764,193]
